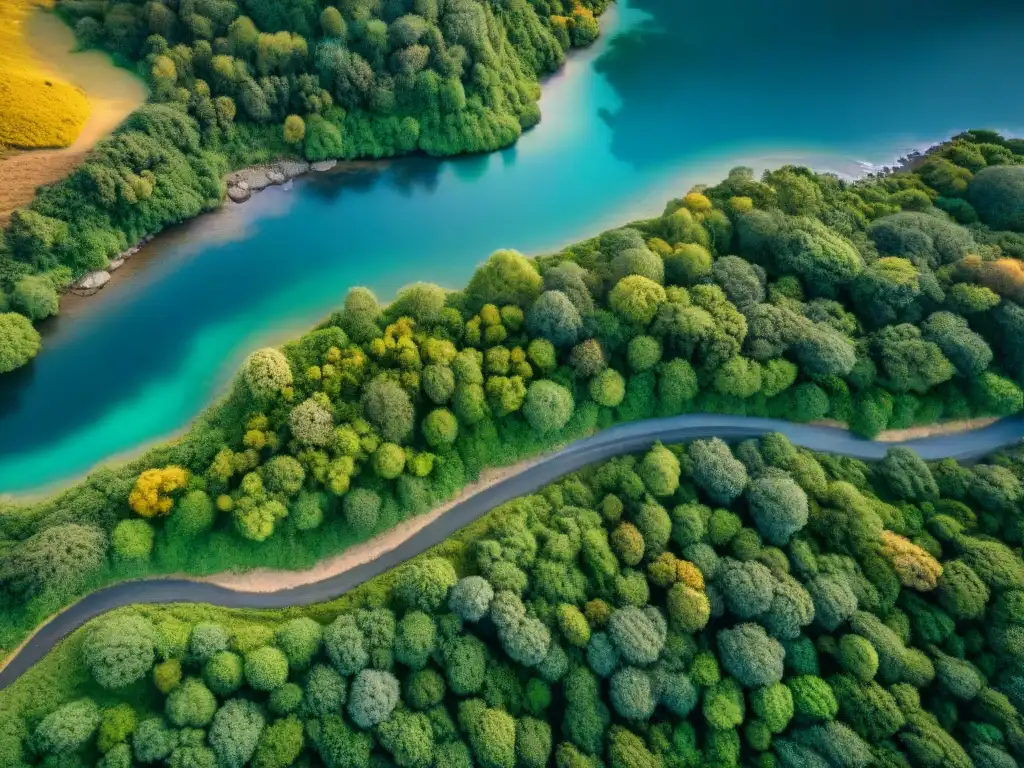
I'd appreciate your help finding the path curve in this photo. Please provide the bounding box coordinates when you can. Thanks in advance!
[2,413,1022,690]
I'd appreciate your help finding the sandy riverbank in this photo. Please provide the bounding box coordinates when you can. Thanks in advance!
[206,457,543,593]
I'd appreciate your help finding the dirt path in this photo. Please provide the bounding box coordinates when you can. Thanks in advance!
[206,458,543,593]
[0,9,147,224]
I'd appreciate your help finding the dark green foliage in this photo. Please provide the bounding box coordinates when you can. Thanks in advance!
[968,165,1024,231]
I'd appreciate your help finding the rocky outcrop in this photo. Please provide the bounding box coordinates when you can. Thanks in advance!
[311,159,337,172]
[227,181,251,203]
[107,258,125,272]
[71,270,111,296]
[225,161,311,204]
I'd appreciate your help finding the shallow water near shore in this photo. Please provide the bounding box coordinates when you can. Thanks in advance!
[3,0,1024,495]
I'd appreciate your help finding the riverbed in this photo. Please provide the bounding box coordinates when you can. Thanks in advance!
[3,0,1024,495]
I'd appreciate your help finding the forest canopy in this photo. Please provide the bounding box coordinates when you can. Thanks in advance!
[0,0,610,368]
[6,434,1024,768]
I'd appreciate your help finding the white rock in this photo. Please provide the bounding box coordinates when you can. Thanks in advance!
[267,169,287,185]
[71,270,111,295]
[227,185,251,203]
[311,160,337,172]
[249,174,271,192]
[108,258,125,271]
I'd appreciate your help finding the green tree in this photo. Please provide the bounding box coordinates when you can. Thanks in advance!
[0,311,42,372]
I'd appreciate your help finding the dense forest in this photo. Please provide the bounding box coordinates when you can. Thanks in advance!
[5,434,1024,768]
[2,131,1024,663]
[0,0,609,370]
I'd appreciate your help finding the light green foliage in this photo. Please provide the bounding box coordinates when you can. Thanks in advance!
[244,646,289,691]
[837,634,878,682]
[703,677,745,729]
[111,519,155,560]
[398,557,457,611]
[523,380,574,434]
[275,617,322,670]
[34,698,100,755]
[789,675,838,721]
[751,682,793,734]
[203,651,243,696]
[209,699,265,768]
[165,678,216,728]
[84,615,157,689]
[347,669,400,728]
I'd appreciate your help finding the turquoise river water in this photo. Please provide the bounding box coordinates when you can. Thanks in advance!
[3,0,1024,494]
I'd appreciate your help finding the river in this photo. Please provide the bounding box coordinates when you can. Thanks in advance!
[3,0,1024,495]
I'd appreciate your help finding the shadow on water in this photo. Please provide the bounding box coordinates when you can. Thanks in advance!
[594,0,1024,168]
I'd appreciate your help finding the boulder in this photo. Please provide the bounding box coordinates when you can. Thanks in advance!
[108,258,126,272]
[267,169,287,185]
[71,270,111,296]
[311,159,337,172]
[249,174,271,192]
[279,160,310,178]
[227,184,251,203]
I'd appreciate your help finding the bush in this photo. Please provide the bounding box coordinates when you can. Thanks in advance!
[347,669,400,728]
[111,519,155,560]
[398,557,457,611]
[968,165,1024,231]
[300,664,346,718]
[837,634,879,682]
[343,488,382,535]
[608,606,665,666]
[170,490,215,538]
[589,368,625,407]
[609,276,666,325]
[667,583,711,633]
[638,443,680,498]
[522,380,574,434]
[690,438,748,504]
[275,617,323,670]
[132,718,177,763]
[449,576,494,622]
[243,348,293,399]
[84,615,157,689]
[253,715,304,768]
[789,674,839,721]
[209,699,264,768]
[97,703,137,753]
[717,623,785,688]
[422,408,459,447]
[610,667,655,720]
[34,698,101,755]
[746,473,808,545]
[466,250,543,311]
[203,651,243,696]
[3,522,108,599]
[244,646,289,691]
[323,616,368,676]
[526,291,583,347]
[395,610,438,669]
[165,678,217,728]
[362,375,415,443]
[0,311,42,372]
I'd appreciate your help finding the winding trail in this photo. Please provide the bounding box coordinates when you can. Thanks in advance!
[2,413,1022,690]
